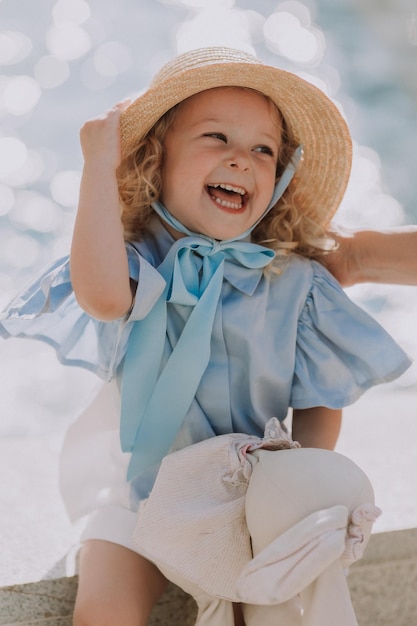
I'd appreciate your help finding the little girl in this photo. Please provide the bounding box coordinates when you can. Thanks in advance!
[0,47,411,625]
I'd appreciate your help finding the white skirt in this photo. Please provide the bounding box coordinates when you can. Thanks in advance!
[59,380,139,551]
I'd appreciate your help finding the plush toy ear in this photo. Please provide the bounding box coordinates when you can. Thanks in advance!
[241,560,358,626]
[236,504,348,604]
[236,499,380,605]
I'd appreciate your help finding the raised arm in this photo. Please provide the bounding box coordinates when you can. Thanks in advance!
[70,101,133,321]
[322,227,417,287]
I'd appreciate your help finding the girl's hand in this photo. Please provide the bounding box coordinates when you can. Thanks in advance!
[79,99,131,170]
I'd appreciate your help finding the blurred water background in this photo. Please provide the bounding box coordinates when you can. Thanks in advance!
[1,0,417,584]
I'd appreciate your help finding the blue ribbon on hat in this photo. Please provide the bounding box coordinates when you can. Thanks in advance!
[120,147,302,480]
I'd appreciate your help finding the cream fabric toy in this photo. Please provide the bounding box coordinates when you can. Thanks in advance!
[133,418,380,625]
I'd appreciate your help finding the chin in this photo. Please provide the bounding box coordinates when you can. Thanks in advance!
[206,231,243,241]
[202,223,249,241]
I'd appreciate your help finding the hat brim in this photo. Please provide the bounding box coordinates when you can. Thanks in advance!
[120,56,352,225]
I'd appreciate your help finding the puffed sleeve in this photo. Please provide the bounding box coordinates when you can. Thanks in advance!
[290,261,412,409]
[0,244,166,381]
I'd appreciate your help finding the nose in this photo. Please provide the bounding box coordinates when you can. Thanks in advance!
[225,147,250,171]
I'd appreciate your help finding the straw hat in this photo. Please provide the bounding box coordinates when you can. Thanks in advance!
[120,47,352,226]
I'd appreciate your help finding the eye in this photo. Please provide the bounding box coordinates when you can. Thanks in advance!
[203,132,227,143]
[253,145,275,157]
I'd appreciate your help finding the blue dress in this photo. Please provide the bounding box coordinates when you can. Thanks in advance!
[0,218,411,549]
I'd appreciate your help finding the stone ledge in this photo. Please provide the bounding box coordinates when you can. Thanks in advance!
[349,527,417,626]
[1,528,417,626]
[0,578,196,626]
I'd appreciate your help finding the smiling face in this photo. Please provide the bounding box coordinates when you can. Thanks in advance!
[159,87,283,240]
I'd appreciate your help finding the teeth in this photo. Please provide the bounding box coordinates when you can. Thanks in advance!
[209,183,246,196]
[213,197,242,209]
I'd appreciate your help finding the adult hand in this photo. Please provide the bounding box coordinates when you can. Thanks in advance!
[321,226,417,287]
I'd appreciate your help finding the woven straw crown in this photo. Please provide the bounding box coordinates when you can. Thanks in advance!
[120,47,352,226]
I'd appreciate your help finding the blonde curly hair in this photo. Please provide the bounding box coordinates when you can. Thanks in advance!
[117,90,334,260]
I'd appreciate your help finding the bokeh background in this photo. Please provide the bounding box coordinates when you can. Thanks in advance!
[1,0,417,584]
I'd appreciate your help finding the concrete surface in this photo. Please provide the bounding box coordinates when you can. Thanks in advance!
[0,578,197,626]
[349,527,417,626]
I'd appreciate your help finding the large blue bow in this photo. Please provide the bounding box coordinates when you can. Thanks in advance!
[120,147,302,480]
[121,235,275,479]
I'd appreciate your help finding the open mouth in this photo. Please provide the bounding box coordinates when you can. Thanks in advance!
[207,183,248,210]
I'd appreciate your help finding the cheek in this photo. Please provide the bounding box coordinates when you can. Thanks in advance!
[161,156,183,196]
[165,150,192,183]
[259,164,277,193]
[161,163,197,210]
